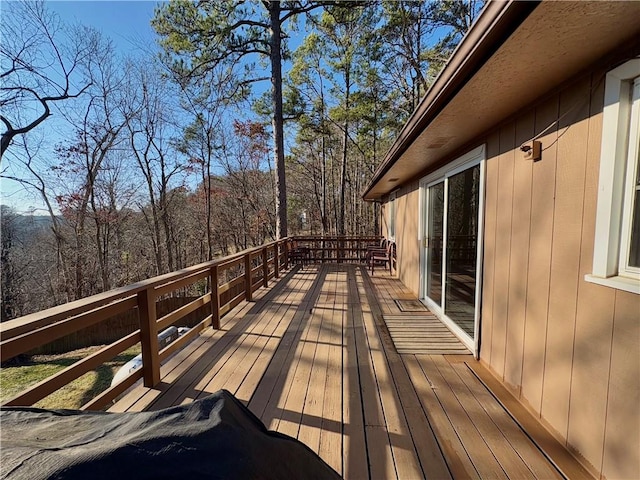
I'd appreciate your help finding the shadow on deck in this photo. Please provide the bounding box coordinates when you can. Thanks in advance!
[111,264,562,480]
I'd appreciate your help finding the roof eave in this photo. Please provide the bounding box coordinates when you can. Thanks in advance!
[362,0,539,201]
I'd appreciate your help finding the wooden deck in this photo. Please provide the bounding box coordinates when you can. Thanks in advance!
[111,265,563,479]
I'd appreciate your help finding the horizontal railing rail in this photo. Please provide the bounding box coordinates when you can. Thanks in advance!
[0,238,292,411]
[0,235,379,411]
[291,236,382,263]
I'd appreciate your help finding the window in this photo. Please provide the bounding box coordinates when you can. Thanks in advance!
[620,77,640,274]
[388,191,396,240]
[586,58,640,294]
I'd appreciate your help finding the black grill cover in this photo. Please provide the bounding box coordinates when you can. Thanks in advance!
[0,390,341,480]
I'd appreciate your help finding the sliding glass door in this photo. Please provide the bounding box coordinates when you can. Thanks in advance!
[444,165,480,337]
[426,182,444,305]
[421,147,484,352]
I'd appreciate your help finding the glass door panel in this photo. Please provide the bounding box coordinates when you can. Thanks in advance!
[426,182,444,306]
[444,165,480,337]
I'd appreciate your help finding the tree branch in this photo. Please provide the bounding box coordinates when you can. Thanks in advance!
[1,81,92,161]
[280,1,335,23]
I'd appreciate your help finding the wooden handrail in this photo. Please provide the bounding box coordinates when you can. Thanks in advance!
[2,332,141,407]
[0,236,376,410]
[0,240,288,339]
[245,250,253,302]
[0,296,138,360]
[0,238,292,408]
[137,287,160,387]
[210,265,220,329]
[289,236,382,264]
[0,240,289,341]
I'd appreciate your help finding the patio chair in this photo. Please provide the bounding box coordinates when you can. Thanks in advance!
[289,243,311,266]
[364,238,388,263]
[369,241,396,275]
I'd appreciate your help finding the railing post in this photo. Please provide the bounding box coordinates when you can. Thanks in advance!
[262,246,269,288]
[245,251,253,302]
[138,287,160,387]
[274,242,280,278]
[284,240,289,269]
[210,264,220,329]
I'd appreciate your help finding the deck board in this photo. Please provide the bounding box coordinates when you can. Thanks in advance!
[358,270,425,479]
[360,268,453,480]
[418,354,509,479]
[111,264,564,480]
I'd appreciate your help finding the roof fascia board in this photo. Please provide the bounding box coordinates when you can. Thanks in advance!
[363,0,540,200]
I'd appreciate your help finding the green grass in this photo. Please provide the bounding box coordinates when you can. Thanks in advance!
[0,344,142,409]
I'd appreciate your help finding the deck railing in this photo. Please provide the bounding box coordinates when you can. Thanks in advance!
[0,235,380,411]
[290,235,381,263]
[0,238,292,411]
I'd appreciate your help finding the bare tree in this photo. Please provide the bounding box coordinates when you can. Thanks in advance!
[55,39,132,297]
[0,1,95,162]
[125,62,185,274]
[1,134,73,302]
[153,0,334,239]
[175,67,236,261]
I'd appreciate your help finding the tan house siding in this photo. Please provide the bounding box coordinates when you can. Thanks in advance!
[381,183,420,296]
[481,70,639,479]
[520,92,560,422]
[396,183,420,295]
[384,65,639,479]
[602,291,640,480]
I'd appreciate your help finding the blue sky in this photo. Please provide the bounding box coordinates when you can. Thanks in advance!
[48,0,160,54]
[0,0,284,213]
[1,1,162,213]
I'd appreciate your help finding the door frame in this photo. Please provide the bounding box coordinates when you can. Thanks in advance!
[419,145,486,357]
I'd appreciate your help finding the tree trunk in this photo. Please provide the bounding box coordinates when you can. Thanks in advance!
[321,136,328,234]
[269,1,287,239]
[90,191,110,292]
[205,148,213,260]
[160,162,175,272]
[338,67,350,236]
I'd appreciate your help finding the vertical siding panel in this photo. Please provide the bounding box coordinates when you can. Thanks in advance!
[522,94,559,414]
[504,111,535,392]
[396,186,407,280]
[480,132,500,362]
[381,203,387,238]
[568,72,614,475]
[490,123,515,378]
[408,184,420,295]
[542,77,590,439]
[601,291,640,480]
[398,183,420,295]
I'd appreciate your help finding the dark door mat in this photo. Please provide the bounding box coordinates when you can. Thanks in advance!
[395,299,428,312]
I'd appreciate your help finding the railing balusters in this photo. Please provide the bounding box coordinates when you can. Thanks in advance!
[262,246,269,288]
[137,287,160,387]
[210,264,220,329]
[2,236,387,408]
[284,240,289,269]
[245,251,253,302]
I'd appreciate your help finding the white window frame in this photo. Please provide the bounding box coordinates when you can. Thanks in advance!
[619,77,640,277]
[418,145,486,357]
[586,58,640,294]
[388,190,397,241]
